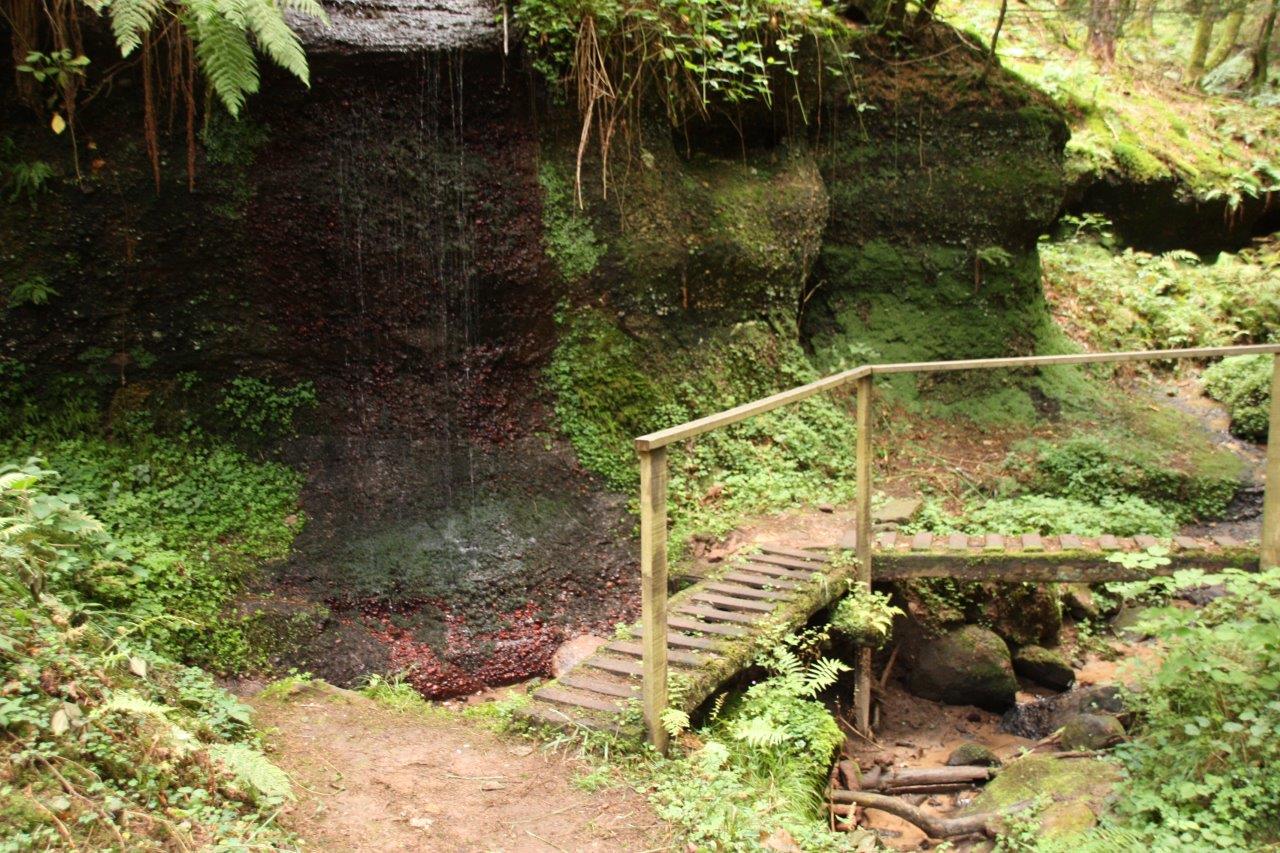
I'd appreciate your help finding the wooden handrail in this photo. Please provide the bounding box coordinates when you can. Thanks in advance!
[634,342,1280,751]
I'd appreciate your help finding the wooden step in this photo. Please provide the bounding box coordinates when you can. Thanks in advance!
[583,656,644,677]
[519,702,621,734]
[740,561,815,581]
[757,544,828,564]
[675,605,760,625]
[606,642,710,667]
[661,617,747,636]
[722,570,804,590]
[691,592,776,613]
[534,686,623,714]
[702,581,791,601]
[558,673,638,699]
[662,632,723,651]
[750,553,826,572]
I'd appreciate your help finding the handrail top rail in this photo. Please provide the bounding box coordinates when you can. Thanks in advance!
[634,342,1280,451]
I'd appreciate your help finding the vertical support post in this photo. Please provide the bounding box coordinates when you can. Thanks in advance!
[638,446,670,754]
[1261,355,1280,569]
[853,373,874,735]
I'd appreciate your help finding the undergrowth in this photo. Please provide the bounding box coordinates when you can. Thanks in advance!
[1203,354,1272,441]
[0,463,294,850]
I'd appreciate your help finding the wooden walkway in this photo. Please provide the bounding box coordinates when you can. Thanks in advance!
[519,532,1258,737]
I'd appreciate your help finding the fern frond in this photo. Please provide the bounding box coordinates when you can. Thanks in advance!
[801,658,850,698]
[187,5,260,116]
[107,0,166,56]
[733,715,787,748]
[241,0,310,86]
[278,0,329,24]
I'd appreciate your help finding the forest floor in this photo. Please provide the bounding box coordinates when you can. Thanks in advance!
[245,680,674,852]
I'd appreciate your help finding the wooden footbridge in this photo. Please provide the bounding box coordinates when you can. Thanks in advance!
[520,344,1280,749]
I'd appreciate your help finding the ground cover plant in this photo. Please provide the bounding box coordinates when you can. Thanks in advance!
[0,461,295,850]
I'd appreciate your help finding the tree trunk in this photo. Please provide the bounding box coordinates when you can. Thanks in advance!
[1186,3,1219,82]
[1087,0,1122,64]
[1130,0,1157,37]
[1251,0,1279,89]
[1205,7,1246,72]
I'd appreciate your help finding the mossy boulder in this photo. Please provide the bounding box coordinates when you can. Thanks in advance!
[984,583,1063,647]
[1059,713,1126,751]
[908,625,1018,712]
[946,742,1002,767]
[966,754,1120,840]
[1013,645,1075,691]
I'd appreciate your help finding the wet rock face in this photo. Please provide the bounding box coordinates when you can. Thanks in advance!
[907,625,1018,712]
[1012,645,1075,691]
[291,0,501,54]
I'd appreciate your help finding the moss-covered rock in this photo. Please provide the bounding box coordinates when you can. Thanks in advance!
[1012,645,1075,691]
[907,625,1018,711]
[967,754,1120,840]
[946,741,1003,767]
[1059,713,1125,751]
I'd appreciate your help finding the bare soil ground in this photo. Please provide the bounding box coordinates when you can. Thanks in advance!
[247,681,673,852]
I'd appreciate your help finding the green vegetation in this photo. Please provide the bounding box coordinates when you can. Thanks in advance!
[1044,228,1280,353]
[1204,354,1272,439]
[829,584,902,647]
[538,162,606,282]
[546,308,857,549]
[940,0,1280,200]
[1,383,304,670]
[217,376,318,443]
[0,462,294,850]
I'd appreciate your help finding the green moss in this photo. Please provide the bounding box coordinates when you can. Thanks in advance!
[969,754,1120,838]
[1204,354,1271,441]
[1111,139,1169,184]
[546,308,858,552]
[538,162,605,283]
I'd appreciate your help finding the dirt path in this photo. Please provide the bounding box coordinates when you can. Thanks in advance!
[248,682,673,852]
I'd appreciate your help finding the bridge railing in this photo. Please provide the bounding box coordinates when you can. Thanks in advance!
[633,343,1280,752]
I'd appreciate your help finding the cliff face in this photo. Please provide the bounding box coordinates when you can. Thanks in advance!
[0,19,1069,691]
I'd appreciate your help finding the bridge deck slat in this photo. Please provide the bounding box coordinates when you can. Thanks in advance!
[1060,534,1083,551]
[703,581,792,601]
[583,657,645,677]
[722,570,804,590]
[1098,535,1119,550]
[757,544,828,563]
[741,561,816,580]
[661,616,747,636]
[606,642,710,667]
[1021,533,1044,552]
[984,534,1004,551]
[676,605,761,625]
[1134,535,1159,549]
[750,553,827,571]
[910,532,932,551]
[535,686,624,714]
[556,673,638,699]
[691,592,776,613]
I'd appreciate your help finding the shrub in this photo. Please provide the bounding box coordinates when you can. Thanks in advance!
[217,377,317,442]
[1203,355,1271,441]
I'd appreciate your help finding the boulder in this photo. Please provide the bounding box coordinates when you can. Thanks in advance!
[550,635,608,677]
[1001,684,1128,739]
[983,583,1062,647]
[907,625,1018,712]
[1059,713,1125,751]
[1060,583,1101,621]
[1012,645,1075,691]
[966,754,1119,841]
[946,742,1002,767]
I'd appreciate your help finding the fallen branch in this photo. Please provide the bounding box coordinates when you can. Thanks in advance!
[853,764,994,791]
[830,790,1033,839]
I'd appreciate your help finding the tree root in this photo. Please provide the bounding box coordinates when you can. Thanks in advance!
[829,790,1033,839]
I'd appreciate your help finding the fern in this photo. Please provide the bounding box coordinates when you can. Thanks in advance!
[188,2,260,116]
[107,0,166,56]
[209,743,293,801]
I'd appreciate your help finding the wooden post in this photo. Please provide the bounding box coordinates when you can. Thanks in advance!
[853,374,874,735]
[1261,355,1280,568]
[639,446,670,753]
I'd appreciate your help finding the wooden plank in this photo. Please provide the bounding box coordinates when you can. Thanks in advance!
[607,642,709,667]
[1098,534,1119,550]
[703,582,792,601]
[583,657,644,678]
[984,534,1004,551]
[558,673,638,699]
[638,447,669,753]
[1214,534,1242,549]
[1021,533,1044,552]
[635,345,1280,450]
[722,570,804,590]
[653,617,746,637]
[662,633,723,651]
[1263,353,1280,568]
[740,561,815,581]
[751,553,826,572]
[874,550,1257,582]
[876,531,898,549]
[1042,536,1061,552]
[757,544,828,563]
[947,533,968,551]
[854,373,874,737]
[1173,535,1199,551]
[676,605,760,625]
[1117,537,1137,551]
[1060,534,1083,551]
[691,592,776,613]
[1134,535,1159,550]
[534,686,623,714]
[911,532,933,551]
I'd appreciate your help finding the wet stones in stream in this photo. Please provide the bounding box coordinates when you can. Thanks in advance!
[1011,645,1075,691]
[1001,684,1129,740]
[907,626,1018,712]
